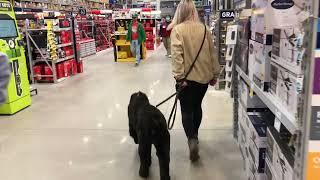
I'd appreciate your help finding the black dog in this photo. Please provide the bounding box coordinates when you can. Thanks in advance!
[128,92,171,180]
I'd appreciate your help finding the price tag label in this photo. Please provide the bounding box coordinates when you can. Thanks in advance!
[275,109,282,119]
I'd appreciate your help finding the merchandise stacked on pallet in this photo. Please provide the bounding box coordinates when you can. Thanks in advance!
[26,18,82,83]
[233,0,313,179]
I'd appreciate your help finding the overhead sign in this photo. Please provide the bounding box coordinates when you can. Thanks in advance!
[220,10,235,19]
[271,0,294,9]
[0,2,11,11]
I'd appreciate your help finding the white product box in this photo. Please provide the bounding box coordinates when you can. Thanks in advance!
[271,62,303,117]
[226,25,238,45]
[267,0,307,29]
[248,40,272,91]
[271,27,305,75]
[265,157,277,180]
[250,13,273,45]
[251,0,268,9]
[266,127,294,180]
[239,79,267,109]
[226,59,233,71]
[226,44,235,61]
[247,158,267,180]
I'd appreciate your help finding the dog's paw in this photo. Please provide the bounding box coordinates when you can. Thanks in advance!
[139,165,149,178]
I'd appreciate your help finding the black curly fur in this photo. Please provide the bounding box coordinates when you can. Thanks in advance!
[128,91,171,180]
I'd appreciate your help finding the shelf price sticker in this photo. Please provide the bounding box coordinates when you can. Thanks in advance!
[249,82,254,97]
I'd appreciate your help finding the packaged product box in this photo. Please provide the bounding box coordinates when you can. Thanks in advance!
[266,127,294,180]
[247,112,275,173]
[271,28,305,75]
[250,12,273,45]
[265,156,277,180]
[226,44,235,61]
[251,0,268,9]
[239,79,267,109]
[237,17,251,45]
[267,0,307,29]
[248,40,272,91]
[247,158,267,180]
[270,62,303,117]
[226,25,238,45]
[235,42,249,74]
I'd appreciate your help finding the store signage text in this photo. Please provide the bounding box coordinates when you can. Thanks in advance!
[0,2,11,11]
[271,0,294,9]
[220,10,235,19]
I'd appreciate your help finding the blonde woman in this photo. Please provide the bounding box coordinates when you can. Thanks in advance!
[171,0,220,162]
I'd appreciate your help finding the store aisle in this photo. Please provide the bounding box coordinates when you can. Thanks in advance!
[0,47,245,180]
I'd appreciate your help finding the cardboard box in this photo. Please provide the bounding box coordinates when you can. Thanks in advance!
[248,40,272,91]
[247,158,267,180]
[239,79,267,109]
[270,62,303,117]
[226,25,238,45]
[265,157,277,180]
[235,42,249,74]
[226,44,235,61]
[251,0,268,9]
[247,112,275,173]
[238,17,251,45]
[250,13,273,45]
[271,28,305,75]
[266,127,294,180]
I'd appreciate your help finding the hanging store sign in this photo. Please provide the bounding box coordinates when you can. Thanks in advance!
[271,0,294,9]
[0,2,11,11]
[220,10,235,20]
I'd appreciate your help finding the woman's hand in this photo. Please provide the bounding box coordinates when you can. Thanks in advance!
[209,79,217,86]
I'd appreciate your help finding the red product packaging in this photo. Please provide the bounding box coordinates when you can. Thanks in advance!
[77,60,84,73]
[63,61,70,77]
[71,59,78,75]
[33,65,42,81]
[56,63,65,79]
[44,65,53,81]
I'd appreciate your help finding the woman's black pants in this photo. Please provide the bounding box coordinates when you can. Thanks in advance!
[178,81,208,139]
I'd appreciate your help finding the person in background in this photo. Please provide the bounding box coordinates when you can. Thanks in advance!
[126,14,146,66]
[170,0,220,162]
[159,16,172,58]
[0,53,11,105]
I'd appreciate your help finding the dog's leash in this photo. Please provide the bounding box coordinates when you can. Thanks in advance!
[156,25,207,130]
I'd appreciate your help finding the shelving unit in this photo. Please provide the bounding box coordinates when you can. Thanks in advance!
[236,65,298,134]
[232,0,320,179]
[25,18,81,83]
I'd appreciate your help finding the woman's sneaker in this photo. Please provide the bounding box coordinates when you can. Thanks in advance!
[188,138,200,162]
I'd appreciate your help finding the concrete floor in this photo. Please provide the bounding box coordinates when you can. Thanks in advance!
[0,46,245,180]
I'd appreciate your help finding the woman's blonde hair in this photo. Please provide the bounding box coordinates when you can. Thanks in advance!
[167,0,199,30]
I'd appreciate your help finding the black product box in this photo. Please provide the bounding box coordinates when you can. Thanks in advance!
[266,127,294,180]
[235,42,249,74]
[238,17,251,45]
[247,112,275,173]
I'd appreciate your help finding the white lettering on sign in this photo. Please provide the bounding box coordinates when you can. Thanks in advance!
[221,12,235,18]
[0,2,11,8]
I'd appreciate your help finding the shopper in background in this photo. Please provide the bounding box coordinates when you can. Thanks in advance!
[126,14,146,66]
[0,53,11,105]
[170,0,220,162]
[159,16,172,58]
